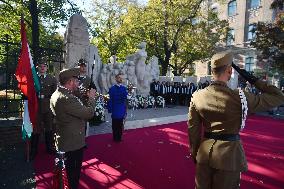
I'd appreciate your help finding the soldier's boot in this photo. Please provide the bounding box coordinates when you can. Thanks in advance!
[30,133,40,160]
[45,131,55,155]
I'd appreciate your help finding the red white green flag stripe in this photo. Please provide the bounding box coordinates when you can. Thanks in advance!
[15,18,40,139]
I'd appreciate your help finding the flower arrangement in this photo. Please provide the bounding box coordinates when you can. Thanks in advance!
[146,96,155,107]
[128,95,139,109]
[136,95,146,108]
[89,95,106,126]
[156,96,165,108]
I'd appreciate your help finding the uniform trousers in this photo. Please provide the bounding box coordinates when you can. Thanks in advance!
[65,147,84,189]
[195,163,240,189]
[112,118,124,141]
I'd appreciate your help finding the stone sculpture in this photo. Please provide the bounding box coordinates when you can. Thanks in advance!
[64,14,90,69]
[98,64,109,94]
[135,42,147,83]
[62,14,161,96]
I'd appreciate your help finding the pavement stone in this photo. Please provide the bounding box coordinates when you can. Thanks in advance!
[88,105,284,136]
[88,106,188,136]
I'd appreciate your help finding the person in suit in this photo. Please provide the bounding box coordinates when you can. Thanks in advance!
[107,73,128,142]
[50,67,97,189]
[188,51,284,189]
[30,58,57,160]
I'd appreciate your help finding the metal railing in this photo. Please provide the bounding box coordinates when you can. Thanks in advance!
[0,35,64,119]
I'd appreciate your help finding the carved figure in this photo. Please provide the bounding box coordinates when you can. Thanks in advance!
[98,65,109,94]
[135,42,147,83]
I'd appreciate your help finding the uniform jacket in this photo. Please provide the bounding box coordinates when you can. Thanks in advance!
[38,74,57,113]
[188,80,284,172]
[108,84,128,119]
[50,86,96,152]
[76,75,97,104]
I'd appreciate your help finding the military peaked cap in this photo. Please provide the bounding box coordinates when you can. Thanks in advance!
[211,51,233,69]
[78,58,87,66]
[59,67,80,84]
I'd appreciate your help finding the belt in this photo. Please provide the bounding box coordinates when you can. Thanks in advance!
[204,132,240,141]
[39,95,52,99]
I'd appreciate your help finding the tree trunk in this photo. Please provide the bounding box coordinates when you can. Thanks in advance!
[161,52,171,76]
[29,0,40,65]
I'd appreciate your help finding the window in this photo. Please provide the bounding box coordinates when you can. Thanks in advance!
[227,28,235,46]
[248,24,257,41]
[245,57,254,71]
[250,0,260,9]
[228,0,237,16]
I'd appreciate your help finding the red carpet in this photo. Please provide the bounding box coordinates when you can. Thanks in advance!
[34,115,284,189]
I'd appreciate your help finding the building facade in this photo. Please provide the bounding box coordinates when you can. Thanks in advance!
[196,0,278,84]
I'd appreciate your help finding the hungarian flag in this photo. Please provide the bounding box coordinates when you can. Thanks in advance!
[15,18,40,139]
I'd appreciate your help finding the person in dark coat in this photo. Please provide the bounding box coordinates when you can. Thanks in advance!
[107,73,128,142]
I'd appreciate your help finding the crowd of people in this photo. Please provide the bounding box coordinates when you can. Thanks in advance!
[150,80,210,106]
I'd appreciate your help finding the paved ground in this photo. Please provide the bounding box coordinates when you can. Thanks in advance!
[1,105,284,189]
[89,105,188,135]
[89,105,284,136]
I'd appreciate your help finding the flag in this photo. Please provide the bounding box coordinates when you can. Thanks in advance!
[15,18,40,139]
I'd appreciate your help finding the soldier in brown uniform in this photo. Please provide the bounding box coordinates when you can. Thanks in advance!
[76,59,91,104]
[188,51,284,189]
[76,59,97,141]
[30,59,57,160]
[50,67,97,189]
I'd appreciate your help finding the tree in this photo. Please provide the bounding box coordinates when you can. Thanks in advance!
[251,0,284,73]
[88,0,139,64]
[116,0,228,75]
[0,0,80,64]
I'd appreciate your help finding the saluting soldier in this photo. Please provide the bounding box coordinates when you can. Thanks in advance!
[50,67,97,189]
[30,58,57,160]
[188,51,284,189]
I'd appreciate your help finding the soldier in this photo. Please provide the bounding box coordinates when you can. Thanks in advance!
[30,58,57,160]
[76,59,97,140]
[76,59,96,105]
[50,67,97,189]
[188,51,284,189]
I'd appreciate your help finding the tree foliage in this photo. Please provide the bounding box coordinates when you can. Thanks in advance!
[0,0,80,60]
[89,0,228,75]
[88,0,139,64]
[251,0,284,74]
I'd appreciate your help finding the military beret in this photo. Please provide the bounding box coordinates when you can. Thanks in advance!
[211,51,233,69]
[59,67,80,84]
[78,59,87,66]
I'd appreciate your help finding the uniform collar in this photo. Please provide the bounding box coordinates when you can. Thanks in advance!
[38,73,47,78]
[211,81,228,87]
[79,75,86,79]
[59,85,73,95]
[116,83,122,87]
